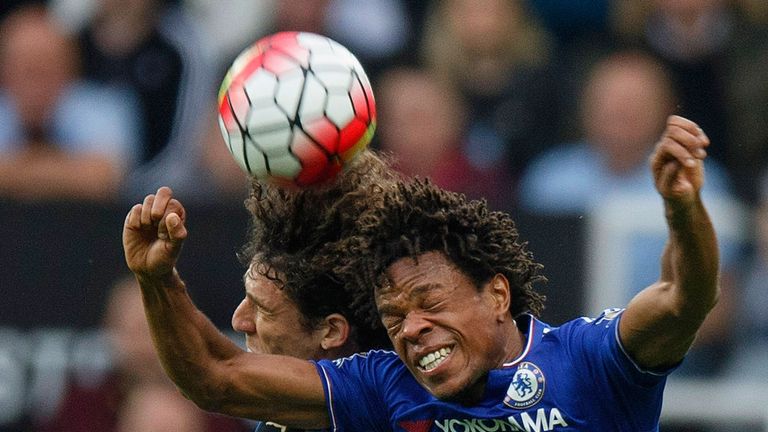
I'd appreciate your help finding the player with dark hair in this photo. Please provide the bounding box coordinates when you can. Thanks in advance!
[328,177,548,333]
[124,151,393,432]
[237,150,394,357]
[233,151,396,432]
[124,115,717,430]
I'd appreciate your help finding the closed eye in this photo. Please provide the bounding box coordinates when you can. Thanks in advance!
[422,298,446,312]
[381,316,403,334]
[245,295,267,315]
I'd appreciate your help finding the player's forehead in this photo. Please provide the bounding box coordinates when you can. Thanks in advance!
[377,252,465,304]
[243,263,283,297]
[386,251,463,283]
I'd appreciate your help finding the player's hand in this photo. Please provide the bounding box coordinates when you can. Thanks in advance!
[650,115,709,205]
[123,186,188,280]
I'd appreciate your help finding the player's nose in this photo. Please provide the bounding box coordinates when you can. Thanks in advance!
[231,298,256,334]
[401,311,431,342]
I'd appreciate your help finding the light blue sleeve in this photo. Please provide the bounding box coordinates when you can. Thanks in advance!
[52,82,142,169]
[517,143,599,215]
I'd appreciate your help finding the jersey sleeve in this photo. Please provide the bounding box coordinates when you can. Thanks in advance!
[560,308,675,428]
[312,351,393,432]
[567,308,678,384]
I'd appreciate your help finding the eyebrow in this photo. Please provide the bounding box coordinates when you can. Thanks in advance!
[245,292,267,310]
[243,268,257,284]
[410,284,440,298]
[377,303,401,318]
[377,283,442,316]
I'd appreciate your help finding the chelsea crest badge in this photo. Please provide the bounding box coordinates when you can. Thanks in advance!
[504,362,545,409]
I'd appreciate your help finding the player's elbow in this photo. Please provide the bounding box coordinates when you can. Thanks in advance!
[177,385,224,412]
[180,363,259,417]
[164,364,233,413]
[183,378,241,414]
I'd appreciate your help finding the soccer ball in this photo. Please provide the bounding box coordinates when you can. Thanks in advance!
[217,31,376,186]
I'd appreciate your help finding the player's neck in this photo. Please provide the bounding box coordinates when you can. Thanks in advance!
[503,317,526,365]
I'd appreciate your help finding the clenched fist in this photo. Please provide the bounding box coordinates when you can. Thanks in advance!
[650,115,710,205]
[123,186,188,280]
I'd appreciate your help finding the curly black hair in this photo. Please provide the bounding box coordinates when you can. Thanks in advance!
[239,150,398,351]
[331,178,547,330]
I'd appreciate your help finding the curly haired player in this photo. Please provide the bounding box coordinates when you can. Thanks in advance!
[123,116,718,431]
[234,151,396,431]
[237,151,396,357]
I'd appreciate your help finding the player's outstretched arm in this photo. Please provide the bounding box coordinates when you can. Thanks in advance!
[122,187,329,428]
[619,116,720,371]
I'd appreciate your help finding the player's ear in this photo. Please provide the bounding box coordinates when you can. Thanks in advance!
[319,313,351,351]
[487,274,511,322]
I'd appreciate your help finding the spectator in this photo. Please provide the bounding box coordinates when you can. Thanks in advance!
[375,66,510,210]
[0,4,139,202]
[375,67,464,179]
[419,0,563,206]
[76,0,214,202]
[35,275,250,432]
[518,50,743,377]
[518,50,732,215]
[614,0,768,203]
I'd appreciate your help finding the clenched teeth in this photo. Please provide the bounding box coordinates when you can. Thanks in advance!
[418,347,452,371]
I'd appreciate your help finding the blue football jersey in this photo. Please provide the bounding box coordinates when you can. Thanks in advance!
[313,309,674,431]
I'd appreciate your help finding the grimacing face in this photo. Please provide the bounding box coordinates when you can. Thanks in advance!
[231,263,325,358]
[376,251,518,401]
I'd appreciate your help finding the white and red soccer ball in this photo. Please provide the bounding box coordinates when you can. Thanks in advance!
[218,32,376,186]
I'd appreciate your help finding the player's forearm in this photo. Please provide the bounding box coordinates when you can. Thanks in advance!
[138,270,330,425]
[136,269,243,404]
[663,195,720,319]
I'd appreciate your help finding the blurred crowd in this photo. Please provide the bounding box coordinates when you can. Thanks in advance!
[1,0,767,431]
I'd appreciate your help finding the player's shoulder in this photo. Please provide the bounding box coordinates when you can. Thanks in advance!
[320,349,408,388]
[536,308,627,363]
[579,307,624,323]
[328,349,400,369]
[547,308,626,335]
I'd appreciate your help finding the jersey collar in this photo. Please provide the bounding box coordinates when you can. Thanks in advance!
[501,314,546,368]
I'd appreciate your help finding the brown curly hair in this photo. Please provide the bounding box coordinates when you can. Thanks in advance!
[331,178,547,330]
[239,150,398,351]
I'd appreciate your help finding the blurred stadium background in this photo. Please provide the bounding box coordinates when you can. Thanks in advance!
[0,0,766,431]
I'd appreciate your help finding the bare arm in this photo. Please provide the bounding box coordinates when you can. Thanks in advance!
[619,115,720,370]
[123,187,330,428]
